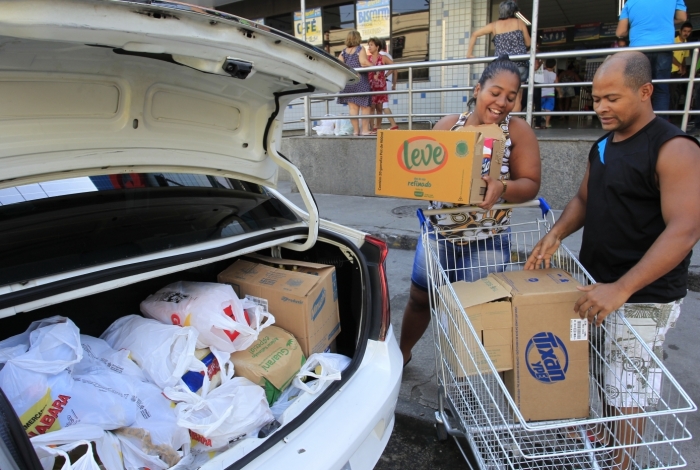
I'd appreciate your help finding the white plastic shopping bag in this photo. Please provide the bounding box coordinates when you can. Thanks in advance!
[79,335,147,381]
[115,428,183,470]
[100,315,206,389]
[31,425,123,470]
[292,353,351,395]
[33,440,101,470]
[140,282,273,353]
[164,377,274,452]
[312,115,336,136]
[0,316,82,374]
[334,118,354,136]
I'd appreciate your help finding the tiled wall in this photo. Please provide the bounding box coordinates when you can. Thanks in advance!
[284,0,491,131]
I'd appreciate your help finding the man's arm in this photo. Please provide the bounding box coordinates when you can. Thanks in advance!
[524,162,589,269]
[616,19,629,38]
[574,137,700,325]
[675,9,688,24]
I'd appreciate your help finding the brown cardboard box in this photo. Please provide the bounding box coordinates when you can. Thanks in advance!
[230,326,305,404]
[495,269,589,422]
[217,256,340,357]
[375,126,504,204]
[441,277,513,375]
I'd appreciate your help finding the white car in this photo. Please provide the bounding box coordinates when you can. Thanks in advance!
[0,1,402,469]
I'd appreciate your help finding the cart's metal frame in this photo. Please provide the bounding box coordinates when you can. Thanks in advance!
[421,200,697,470]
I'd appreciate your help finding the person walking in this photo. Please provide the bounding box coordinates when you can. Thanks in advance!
[400,55,541,367]
[616,0,688,115]
[367,37,392,134]
[525,51,700,470]
[467,0,531,112]
[336,30,373,136]
[541,59,558,128]
[671,22,693,111]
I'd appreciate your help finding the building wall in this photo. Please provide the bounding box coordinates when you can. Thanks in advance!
[283,0,492,130]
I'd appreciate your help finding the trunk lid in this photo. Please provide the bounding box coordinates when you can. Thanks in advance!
[0,0,357,188]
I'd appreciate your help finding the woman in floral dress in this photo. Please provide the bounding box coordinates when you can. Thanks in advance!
[367,37,393,133]
[337,30,373,136]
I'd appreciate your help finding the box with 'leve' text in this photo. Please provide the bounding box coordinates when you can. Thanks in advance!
[375,127,504,204]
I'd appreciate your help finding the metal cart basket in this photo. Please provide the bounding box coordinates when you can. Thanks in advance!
[419,199,697,470]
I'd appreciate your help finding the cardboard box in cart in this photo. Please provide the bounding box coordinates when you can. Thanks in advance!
[217,255,340,357]
[496,269,590,422]
[374,125,505,204]
[439,276,513,376]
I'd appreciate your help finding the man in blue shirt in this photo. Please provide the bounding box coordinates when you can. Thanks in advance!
[616,0,687,114]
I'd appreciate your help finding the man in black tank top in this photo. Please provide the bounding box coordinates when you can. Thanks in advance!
[525,52,700,469]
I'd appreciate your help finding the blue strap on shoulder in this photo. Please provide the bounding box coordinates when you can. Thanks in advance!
[597,137,608,164]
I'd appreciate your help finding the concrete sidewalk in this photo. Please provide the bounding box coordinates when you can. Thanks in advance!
[278,182,700,466]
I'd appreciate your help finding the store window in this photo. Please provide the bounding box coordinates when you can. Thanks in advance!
[391,0,429,81]
[324,3,356,57]
[265,13,294,36]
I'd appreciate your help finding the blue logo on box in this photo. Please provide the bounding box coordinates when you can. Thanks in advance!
[525,332,568,384]
[312,288,326,321]
[527,278,539,283]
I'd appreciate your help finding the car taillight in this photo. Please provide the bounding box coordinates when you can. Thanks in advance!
[364,235,390,341]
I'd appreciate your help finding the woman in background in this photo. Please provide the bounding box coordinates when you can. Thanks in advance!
[337,30,373,136]
[467,0,531,112]
[367,37,392,135]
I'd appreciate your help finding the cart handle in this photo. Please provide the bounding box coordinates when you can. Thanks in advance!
[417,198,551,223]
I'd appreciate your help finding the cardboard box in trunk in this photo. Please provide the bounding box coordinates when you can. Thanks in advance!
[375,125,505,204]
[439,276,513,376]
[230,326,305,404]
[496,269,589,422]
[217,256,340,357]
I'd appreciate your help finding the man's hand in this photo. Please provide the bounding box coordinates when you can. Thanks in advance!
[574,283,631,326]
[524,231,561,270]
[477,176,504,210]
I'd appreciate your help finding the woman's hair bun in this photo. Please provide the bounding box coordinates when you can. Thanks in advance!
[497,54,511,62]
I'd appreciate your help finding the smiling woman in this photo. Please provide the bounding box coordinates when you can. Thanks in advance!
[399,54,542,366]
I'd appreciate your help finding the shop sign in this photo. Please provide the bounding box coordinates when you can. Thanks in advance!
[574,23,601,42]
[357,0,391,39]
[541,27,566,45]
[600,22,617,38]
[294,8,323,46]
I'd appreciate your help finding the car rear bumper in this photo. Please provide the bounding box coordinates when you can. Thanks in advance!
[205,325,402,470]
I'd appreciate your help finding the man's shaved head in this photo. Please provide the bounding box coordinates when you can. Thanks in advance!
[596,51,652,91]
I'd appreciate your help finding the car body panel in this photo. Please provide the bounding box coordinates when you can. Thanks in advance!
[0,0,358,189]
[202,327,402,470]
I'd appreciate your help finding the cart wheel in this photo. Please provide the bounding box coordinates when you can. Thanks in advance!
[435,421,448,441]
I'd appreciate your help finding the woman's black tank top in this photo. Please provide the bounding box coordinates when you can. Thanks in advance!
[579,117,699,303]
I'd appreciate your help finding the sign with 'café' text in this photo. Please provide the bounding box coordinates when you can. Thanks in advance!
[294,8,323,46]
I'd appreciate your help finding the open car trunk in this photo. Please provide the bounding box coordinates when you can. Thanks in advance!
[0,229,378,469]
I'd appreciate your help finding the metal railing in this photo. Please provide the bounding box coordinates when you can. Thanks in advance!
[286,41,700,135]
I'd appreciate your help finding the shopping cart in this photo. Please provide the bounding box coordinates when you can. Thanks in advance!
[419,199,697,470]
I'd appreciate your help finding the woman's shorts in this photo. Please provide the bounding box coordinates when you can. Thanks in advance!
[410,232,511,291]
[541,96,555,111]
[601,300,681,408]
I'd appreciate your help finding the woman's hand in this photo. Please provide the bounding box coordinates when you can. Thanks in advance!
[477,176,505,210]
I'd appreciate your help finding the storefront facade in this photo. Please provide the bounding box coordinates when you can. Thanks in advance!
[212,0,700,129]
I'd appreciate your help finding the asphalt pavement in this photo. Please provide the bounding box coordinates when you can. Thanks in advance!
[278,181,700,469]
